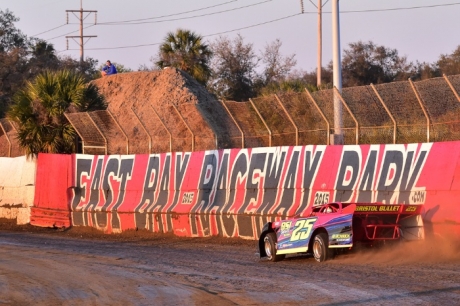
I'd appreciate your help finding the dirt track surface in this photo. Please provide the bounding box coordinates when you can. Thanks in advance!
[1,224,460,306]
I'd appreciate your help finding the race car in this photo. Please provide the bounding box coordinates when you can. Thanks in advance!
[258,202,425,262]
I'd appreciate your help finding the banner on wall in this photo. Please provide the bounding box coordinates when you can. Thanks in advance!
[66,142,460,238]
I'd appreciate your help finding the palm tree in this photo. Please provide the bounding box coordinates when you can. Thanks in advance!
[156,29,212,85]
[7,70,106,156]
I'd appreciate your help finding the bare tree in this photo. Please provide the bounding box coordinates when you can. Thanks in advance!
[260,39,297,85]
[209,34,259,101]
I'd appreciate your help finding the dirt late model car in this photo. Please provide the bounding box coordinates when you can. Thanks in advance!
[258,202,425,262]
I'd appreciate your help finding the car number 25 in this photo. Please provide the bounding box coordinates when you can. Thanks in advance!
[290,218,317,242]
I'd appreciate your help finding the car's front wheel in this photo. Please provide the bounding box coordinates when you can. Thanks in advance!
[264,232,285,262]
[313,233,330,262]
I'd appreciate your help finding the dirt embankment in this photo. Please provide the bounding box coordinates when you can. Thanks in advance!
[90,69,235,154]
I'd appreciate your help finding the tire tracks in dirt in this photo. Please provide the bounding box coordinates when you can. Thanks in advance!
[0,231,459,305]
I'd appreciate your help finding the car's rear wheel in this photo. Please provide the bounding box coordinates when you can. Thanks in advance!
[264,232,285,262]
[313,233,330,262]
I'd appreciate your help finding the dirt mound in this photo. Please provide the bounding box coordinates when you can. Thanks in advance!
[90,69,234,154]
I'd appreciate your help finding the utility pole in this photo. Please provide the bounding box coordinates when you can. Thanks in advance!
[66,0,97,65]
[305,0,324,88]
[317,0,322,88]
[332,0,343,144]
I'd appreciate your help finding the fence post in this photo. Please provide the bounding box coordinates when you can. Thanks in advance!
[107,109,129,155]
[170,103,194,152]
[304,88,330,145]
[333,87,359,145]
[8,120,17,132]
[219,100,245,148]
[408,79,430,143]
[443,74,460,103]
[370,84,397,144]
[64,113,85,154]
[0,120,11,157]
[249,98,272,147]
[131,107,152,154]
[86,112,107,155]
[150,105,172,152]
[274,94,298,146]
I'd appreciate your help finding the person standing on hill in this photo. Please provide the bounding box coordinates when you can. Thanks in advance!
[101,60,117,76]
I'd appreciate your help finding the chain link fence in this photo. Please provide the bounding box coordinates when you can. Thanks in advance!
[0,119,22,157]
[65,112,107,155]
[415,76,460,142]
[310,88,358,144]
[250,95,297,147]
[2,75,460,156]
[277,91,329,145]
[223,100,268,148]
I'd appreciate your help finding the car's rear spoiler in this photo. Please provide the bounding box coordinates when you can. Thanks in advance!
[352,203,422,215]
[349,203,424,241]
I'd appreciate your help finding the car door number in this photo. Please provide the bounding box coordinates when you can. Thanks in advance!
[290,218,317,242]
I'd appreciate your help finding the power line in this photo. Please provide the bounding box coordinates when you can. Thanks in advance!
[54,1,460,53]
[344,2,460,13]
[204,13,300,37]
[28,1,269,41]
[25,2,238,39]
[97,0,274,25]
[100,0,238,24]
[66,12,301,51]
[31,1,457,41]
[305,2,460,14]
[31,24,67,37]
[70,41,162,51]
[45,24,95,41]
[307,0,329,9]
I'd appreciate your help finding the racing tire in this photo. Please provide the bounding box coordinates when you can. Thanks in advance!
[263,232,285,262]
[312,233,330,262]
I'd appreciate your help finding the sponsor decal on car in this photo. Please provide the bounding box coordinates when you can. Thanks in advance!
[280,221,292,236]
[332,233,351,242]
[355,205,400,212]
[332,234,350,239]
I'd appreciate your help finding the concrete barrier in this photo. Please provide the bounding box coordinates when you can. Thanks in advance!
[33,142,460,239]
[0,156,36,224]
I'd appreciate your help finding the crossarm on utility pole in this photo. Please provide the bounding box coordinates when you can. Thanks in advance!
[65,1,97,65]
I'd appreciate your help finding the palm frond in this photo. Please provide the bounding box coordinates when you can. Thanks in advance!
[7,69,106,157]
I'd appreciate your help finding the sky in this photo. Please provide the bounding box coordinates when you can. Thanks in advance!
[2,0,460,72]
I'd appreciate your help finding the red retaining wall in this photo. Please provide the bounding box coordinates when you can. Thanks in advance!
[31,154,72,228]
[32,142,460,239]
